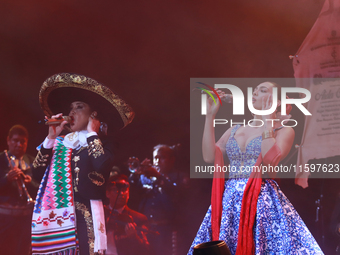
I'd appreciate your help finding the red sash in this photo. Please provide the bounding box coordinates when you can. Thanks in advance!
[211,144,281,254]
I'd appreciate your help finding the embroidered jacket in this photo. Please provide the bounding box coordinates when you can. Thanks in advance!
[33,134,114,201]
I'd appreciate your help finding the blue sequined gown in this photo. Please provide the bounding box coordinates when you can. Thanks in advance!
[188,125,323,255]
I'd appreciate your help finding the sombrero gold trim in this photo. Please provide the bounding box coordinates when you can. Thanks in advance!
[39,73,134,129]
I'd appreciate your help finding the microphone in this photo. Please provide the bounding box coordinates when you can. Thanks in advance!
[39,116,74,125]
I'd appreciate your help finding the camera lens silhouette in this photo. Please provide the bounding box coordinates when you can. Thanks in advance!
[193,240,231,255]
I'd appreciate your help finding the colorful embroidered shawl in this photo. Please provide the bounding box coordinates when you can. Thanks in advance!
[32,137,77,254]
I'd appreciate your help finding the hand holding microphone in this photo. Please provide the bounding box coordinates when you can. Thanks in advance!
[44,115,73,125]
[194,87,233,117]
[193,87,233,103]
[46,113,71,139]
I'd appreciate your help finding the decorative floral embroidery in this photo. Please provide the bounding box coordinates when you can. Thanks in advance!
[88,171,105,186]
[88,139,104,158]
[72,147,86,191]
[63,209,69,217]
[57,219,64,227]
[71,75,86,84]
[94,85,103,93]
[49,211,56,219]
[67,132,77,142]
[73,156,80,162]
[33,150,49,168]
[75,202,95,255]
[33,212,76,227]
[99,222,105,233]
[54,74,64,83]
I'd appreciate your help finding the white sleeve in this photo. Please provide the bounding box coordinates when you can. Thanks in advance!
[86,132,98,138]
[42,137,55,149]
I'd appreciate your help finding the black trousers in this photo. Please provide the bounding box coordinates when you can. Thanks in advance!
[75,202,93,255]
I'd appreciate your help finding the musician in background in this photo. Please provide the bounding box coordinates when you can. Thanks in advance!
[0,125,37,255]
[129,144,189,255]
[105,174,150,255]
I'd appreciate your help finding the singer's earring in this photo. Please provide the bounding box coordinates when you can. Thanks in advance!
[91,112,97,119]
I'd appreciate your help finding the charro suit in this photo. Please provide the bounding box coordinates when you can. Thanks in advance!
[32,134,114,255]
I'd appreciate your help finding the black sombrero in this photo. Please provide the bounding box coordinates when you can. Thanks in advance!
[39,73,135,132]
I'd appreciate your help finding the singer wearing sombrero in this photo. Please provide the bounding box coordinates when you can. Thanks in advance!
[31,73,134,255]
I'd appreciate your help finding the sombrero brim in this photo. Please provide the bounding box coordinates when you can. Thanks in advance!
[39,73,135,132]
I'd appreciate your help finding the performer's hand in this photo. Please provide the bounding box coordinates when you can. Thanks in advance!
[47,113,68,139]
[87,115,100,133]
[140,158,151,166]
[145,167,161,178]
[140,226,150,245]
[140,158,160,178]
[206,90,223,117]
[23,174,32,183]
[125,222,137,237]
[6,167,24,182]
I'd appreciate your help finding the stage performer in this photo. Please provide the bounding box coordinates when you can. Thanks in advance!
[105,174,150,255]
[129,144,188,255]
[31,73,134,255]
[188,82,323,254]
[0,125,38,255]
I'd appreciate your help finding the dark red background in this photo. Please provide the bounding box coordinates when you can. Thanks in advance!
[1,0,337,253]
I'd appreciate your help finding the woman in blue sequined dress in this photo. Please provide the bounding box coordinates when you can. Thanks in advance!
[188,82,323,254]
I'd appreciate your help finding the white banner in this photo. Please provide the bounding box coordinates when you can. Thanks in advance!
[293,0,340,188]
